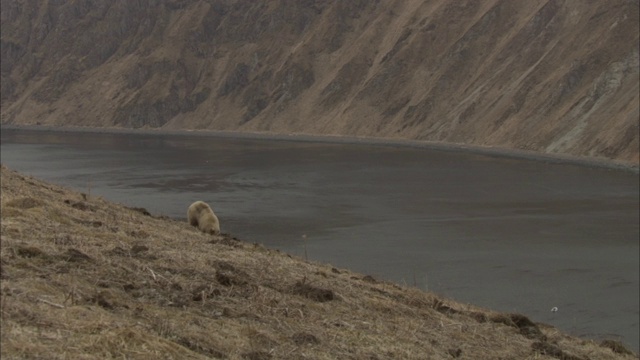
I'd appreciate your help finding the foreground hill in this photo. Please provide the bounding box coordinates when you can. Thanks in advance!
[0,165,636,359]
[1,0,638,164]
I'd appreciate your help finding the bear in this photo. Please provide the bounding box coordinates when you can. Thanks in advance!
[187,201,220,235]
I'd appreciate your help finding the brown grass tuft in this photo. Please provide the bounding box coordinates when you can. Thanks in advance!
[601,340,635,356]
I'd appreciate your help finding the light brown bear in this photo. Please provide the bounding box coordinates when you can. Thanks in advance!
[187,201,220,235]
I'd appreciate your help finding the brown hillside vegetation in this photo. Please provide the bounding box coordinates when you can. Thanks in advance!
[1,0,638,164]
[1,167,637,359]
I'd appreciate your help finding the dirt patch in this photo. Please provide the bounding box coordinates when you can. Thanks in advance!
[126,206,152,217]
[215,270,248,287]
[64,199,97,212]
[242,351,272,360]
[6,197,44,209]
[531,341,586,360]
[88,290,122,310]
[447,348,462,358]
[467,311,489,323]
[210,234,242,247]
[361,275,377,283]
[73,218,103,227]
[600,340,635,356]
[292,332,320,345]
[176,337,226,358]
[190,284,221,302]
[432,298,460,316]
[14,245,48,258]
[291,279,335,302]
[128,230,150,239]
[490,313,546,340]
[62,248,93,262]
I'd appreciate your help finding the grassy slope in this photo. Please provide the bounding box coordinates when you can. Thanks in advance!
[0,165,635,360]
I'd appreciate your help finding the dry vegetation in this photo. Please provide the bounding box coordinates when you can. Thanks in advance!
[2,0,638,164]
[0,165,636,359]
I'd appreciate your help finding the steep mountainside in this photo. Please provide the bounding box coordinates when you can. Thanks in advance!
[1,0,638,164]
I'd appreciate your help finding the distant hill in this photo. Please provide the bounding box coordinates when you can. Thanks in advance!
[1,0,638,164]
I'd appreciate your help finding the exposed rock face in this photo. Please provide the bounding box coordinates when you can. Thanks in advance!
[1,0,638,164]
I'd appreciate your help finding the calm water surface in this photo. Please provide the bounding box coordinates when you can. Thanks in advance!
[1,128,638,350]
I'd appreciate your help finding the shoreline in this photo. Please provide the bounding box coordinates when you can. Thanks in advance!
[2,124,638,173]
[3,164,637,358]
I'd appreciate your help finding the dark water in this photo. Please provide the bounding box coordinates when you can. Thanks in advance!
[1,128,638,351]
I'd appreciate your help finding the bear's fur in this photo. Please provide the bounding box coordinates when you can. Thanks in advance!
[187,201,220,235]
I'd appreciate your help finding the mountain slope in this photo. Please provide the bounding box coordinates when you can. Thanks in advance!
[1,0,638,164]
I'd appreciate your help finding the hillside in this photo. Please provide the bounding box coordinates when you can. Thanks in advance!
[1,165,637,359]
[1,0,638,164]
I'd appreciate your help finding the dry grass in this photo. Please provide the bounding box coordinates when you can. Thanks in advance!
[1,165,636,359]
